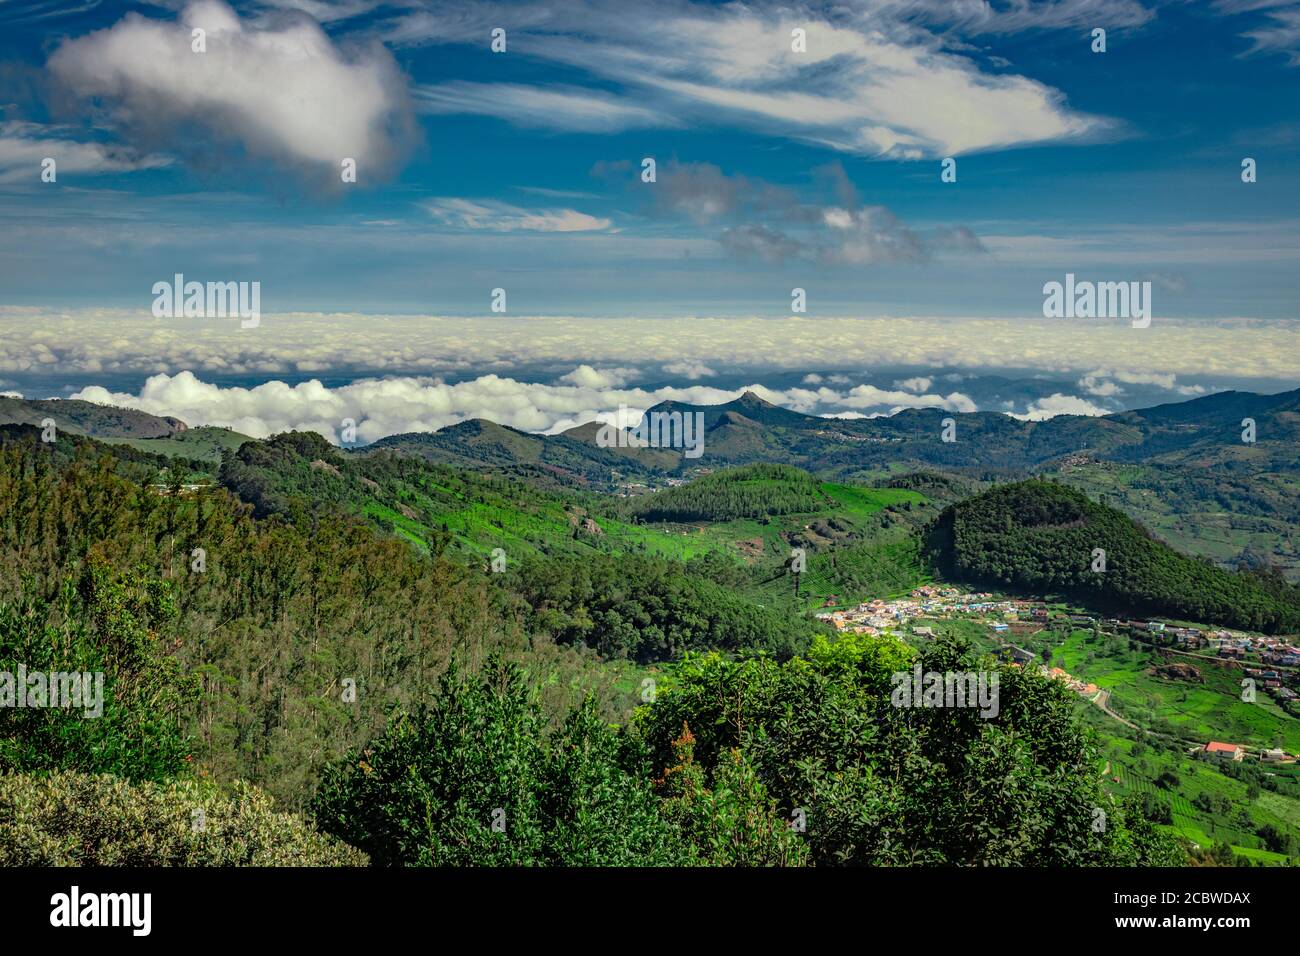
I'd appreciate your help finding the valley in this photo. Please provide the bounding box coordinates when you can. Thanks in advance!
[2,384,1298,866]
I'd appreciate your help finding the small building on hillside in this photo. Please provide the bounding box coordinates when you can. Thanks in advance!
[998,646,1037,666]
[1203,741,1246,762]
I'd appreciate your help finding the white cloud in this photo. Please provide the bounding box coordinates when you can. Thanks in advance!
[423,197,611,232]
[48,0,413,179]
[1230,1,1300,66]
[1078,374,1124,397]
[67,368,987,444]
[3,310,1295,385]
[414,82,674,131]
[648,159,971,265]
[839,384,977,414]
[1079,368,1209,397]
[1009,393,1112,421]
[557,364,638,388]
[663,361,717,380]
[383,0,1112,158]
[895,376,933,392]
[0,122,172,184]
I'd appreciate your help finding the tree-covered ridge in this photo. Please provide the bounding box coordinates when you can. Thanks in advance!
[0,430,613,810]
[625,464,828,522]
[218,430,683,561]
[506,551,826,662]
[928,479,1300,632]
[367,417,675,490]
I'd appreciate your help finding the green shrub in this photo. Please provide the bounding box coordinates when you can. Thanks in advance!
[0,770,366,866]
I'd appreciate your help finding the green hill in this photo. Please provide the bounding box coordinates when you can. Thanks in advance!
[0,395,186,438]
[101,425,253,465]
[927,479,1300,632]
[368,418,675,490]
[625,464,826,522]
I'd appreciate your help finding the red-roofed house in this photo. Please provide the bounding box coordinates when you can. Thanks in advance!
[1204,741,1245,761]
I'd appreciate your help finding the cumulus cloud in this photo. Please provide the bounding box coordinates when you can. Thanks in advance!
[838,384,977,415]
[895,376,933,392]
[557,364,638,388]
[662,361,717,380]
[423,198,611,232]
[1079,374,1124,397]
[1079,369,1209,397]
[639,159,976,265]
[68,368,985,444]
[47,0,414,181]
[1009,393,1112,421]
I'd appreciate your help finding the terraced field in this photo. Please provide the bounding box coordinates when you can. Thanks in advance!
[1052,630,1300,752]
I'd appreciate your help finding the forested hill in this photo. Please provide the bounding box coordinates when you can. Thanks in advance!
[927,480,1300,633]
[625,464,826,522]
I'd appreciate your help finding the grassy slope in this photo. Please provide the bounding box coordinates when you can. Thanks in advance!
[382,468,934,586]
[102,426,254,466]
[921,617,1300,863]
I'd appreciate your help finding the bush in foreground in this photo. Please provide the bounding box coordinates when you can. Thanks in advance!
[0,770,365,866]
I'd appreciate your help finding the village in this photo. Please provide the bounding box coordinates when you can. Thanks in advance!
[815,585,1300,764]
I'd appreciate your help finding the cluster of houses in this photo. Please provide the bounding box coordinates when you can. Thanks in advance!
[817,590,1300,717]
[1134,623,1300,668]
[815,586,1030,636]
[1116,621,1300,709]
[1199,741,1297,764]
[992,646,1101,697]
[1243,666,1299,705]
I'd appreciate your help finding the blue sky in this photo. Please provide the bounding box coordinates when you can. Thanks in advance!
[1,0,1298,317]
[0,0,1297,436]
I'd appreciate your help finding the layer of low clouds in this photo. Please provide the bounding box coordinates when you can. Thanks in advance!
[69,368,980,443]
[3,310,1294,383]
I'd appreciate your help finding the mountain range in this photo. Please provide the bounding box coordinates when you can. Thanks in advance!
[5,384,1298,578]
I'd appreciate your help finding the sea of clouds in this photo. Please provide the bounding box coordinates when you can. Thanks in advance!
[1,309,1285,443]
